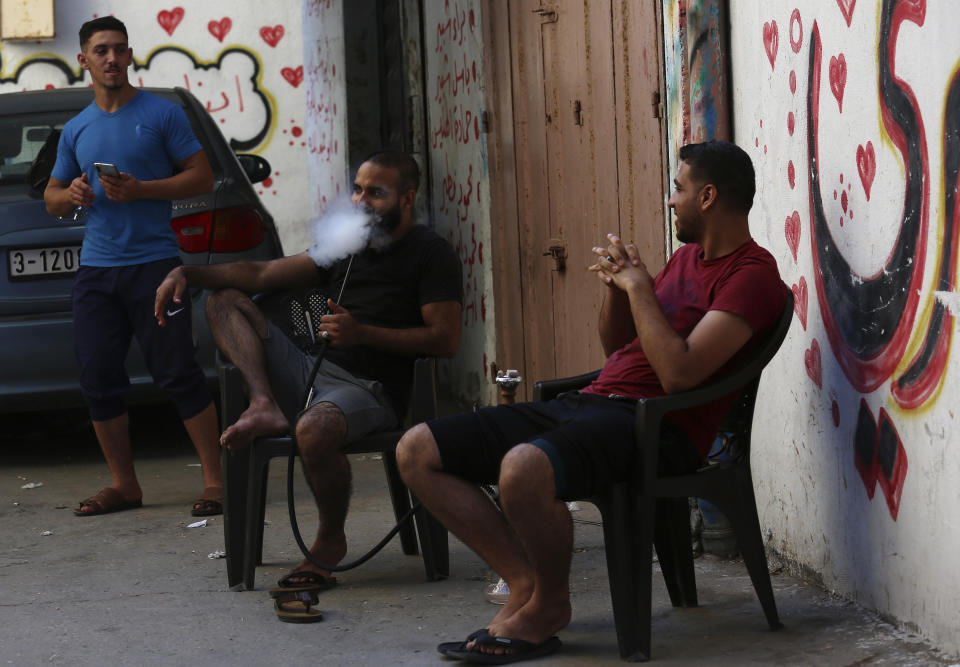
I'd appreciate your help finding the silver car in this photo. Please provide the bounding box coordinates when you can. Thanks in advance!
[0,87,283,413]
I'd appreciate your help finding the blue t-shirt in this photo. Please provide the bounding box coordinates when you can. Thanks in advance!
[51,90,203,267]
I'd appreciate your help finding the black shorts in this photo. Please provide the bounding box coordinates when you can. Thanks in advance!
[427,392,701,500]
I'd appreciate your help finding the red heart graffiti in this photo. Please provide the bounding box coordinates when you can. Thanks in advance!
[157,8,184,36]
[260,25,285,48]
[208,17,232,43]
[836,0,856,26]
[785,210,801,262]
[805,338,822,388]
[857,141,876,201]
[762,21,778,71]
[282,65,304,88]
[829,53,846,113]
[792,276,808,330]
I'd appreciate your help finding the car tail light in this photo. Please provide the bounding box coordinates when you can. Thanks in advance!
[172,206,266,253]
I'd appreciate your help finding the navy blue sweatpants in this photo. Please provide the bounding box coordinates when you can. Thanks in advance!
[71,257,211,421]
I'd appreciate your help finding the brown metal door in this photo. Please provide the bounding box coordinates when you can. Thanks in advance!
[497,0,667,392]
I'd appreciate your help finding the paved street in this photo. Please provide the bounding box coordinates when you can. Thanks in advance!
[0,405,954,665]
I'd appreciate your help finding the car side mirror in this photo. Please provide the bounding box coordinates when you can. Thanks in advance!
[236,153,271,184]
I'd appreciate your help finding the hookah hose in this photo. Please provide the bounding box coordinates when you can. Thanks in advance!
[284,255,423,572]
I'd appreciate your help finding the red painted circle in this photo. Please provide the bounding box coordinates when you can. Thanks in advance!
[790,9,803,53]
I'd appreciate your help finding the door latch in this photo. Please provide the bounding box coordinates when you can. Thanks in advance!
[543,244,567,272]
[533,6,558,23]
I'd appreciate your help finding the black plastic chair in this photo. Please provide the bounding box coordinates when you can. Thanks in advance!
[534,295,793,661]
[218,356,449,591]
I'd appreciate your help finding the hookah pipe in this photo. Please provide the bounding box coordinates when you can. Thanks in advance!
[284,254,423,572]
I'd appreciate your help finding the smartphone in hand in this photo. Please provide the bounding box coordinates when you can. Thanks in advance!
[94,162,120,178]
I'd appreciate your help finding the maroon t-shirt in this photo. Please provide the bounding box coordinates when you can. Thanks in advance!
[582,240,788,458]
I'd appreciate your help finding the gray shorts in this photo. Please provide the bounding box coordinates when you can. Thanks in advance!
[261,322,398,442]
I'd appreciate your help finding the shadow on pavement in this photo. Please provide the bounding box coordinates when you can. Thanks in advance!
[1,403,198,467]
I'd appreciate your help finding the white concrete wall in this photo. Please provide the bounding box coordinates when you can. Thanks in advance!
[0,0,310,254]
[729,0,960,654]
[300,0,347,252]
[423,0,496,406]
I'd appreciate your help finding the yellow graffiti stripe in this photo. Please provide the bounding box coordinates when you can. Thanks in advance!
[889,60,960,415]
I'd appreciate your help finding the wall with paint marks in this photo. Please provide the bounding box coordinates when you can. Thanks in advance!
[0,0,313,254]
[423,0,496,406]
[662,0,732,252]
[662,0,687,256]
[729,0,960,654]
[301,0,347,252]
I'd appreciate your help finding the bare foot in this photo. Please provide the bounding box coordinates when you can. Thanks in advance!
[220,398,289,449]
[284,534,348,581]
[469,594,571,657]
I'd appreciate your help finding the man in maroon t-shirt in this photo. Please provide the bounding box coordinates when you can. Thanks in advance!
[396,142,788,662]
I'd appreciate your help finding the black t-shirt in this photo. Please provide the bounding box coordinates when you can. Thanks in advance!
[317,224,462,413]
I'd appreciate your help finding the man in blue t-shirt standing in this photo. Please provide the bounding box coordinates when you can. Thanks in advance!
[45,17,222,518]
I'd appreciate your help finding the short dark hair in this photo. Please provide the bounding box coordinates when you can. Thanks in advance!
[79,16,128,51]
[678,141,755,214]
[363,150,420,195]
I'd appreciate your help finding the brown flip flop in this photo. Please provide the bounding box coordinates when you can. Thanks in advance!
[191,486,223,517]
[74,487,142,516]
[274,590,323,623]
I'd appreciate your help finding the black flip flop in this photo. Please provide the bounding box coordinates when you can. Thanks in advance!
[73,487,142,517]
[443,629,562,664]
[437,628,488,656]
[268,570,337,598]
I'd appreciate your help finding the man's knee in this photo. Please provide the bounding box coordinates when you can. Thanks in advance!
[296,402,346,461]
[206,287,243,320]
[499,443,556,497]
[206,288,266,333]
[396,423,441,483]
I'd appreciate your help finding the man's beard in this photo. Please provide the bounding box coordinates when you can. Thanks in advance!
[674,215,701,245]
[99,68,125,89]
[363,203,403,251]
[675,226,694,244]
[377,205,402,233]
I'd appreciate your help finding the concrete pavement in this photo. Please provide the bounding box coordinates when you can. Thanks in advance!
[0,406,954,665]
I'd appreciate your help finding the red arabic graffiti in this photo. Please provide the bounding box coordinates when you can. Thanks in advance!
[430,2,485,337]
[432,102,481,150]
[434,1,476,53]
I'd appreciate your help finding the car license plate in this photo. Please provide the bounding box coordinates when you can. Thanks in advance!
[7,246,82,279]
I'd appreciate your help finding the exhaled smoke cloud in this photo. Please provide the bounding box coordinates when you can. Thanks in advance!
[307,196,388,268]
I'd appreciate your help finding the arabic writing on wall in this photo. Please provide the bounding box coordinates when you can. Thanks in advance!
[429,1,485,333]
